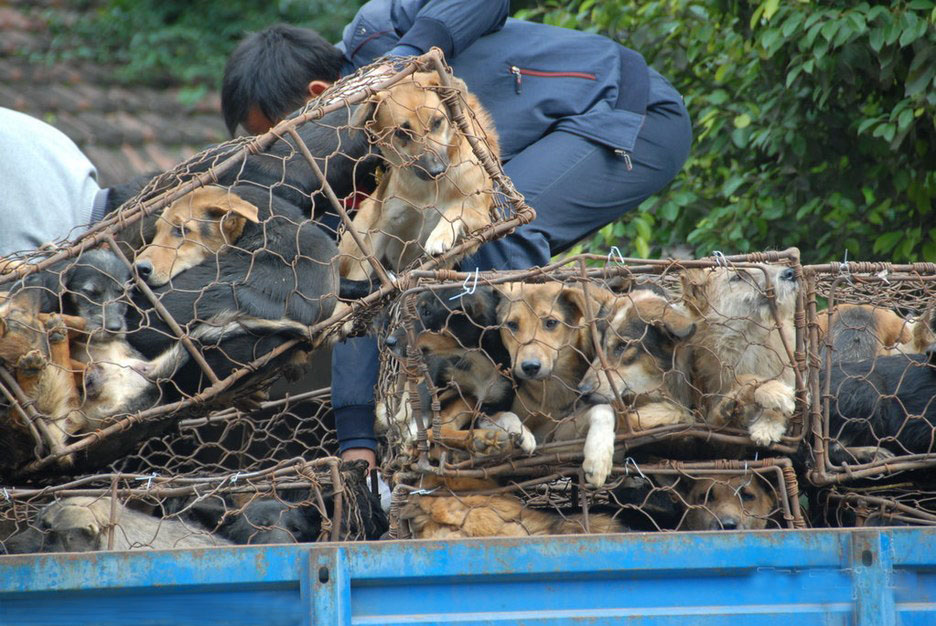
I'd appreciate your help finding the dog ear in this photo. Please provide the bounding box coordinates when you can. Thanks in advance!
[216,193,260,224]
[680,269,709,316]
[558,286,588,324]
[350,92,388,133]
[659,307,696,341]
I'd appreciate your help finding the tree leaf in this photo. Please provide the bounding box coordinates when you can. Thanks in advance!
[873,231,903,254]
[734,113,752,128]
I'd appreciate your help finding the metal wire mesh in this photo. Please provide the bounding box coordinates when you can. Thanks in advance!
[816,480,936,527]
[804,262,936,484]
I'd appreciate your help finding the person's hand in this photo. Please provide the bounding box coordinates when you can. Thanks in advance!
[341,447,377,470]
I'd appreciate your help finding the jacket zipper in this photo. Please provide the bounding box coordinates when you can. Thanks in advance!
[509,65,597,95]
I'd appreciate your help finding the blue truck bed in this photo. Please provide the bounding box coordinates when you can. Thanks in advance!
[1,527,931,625]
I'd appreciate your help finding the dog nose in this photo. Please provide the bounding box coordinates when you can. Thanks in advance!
[384,335,398,348]
[104,317,124,332]
[135,260,153,281]
[521,360,541,377]
[780,267,795,282]
[578,379,596,394]
[720,517,739,531]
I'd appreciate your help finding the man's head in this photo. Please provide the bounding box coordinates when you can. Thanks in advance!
[222,24,345,136]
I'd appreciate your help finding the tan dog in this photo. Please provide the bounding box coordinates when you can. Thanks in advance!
[338,71,499,279]
[400,476,623,539]
[497,282,611,447]
[682,264,799,446]
[817,303,912,362]
[681,475,777,531]
[573,287,697,487]
[134,186,260,286]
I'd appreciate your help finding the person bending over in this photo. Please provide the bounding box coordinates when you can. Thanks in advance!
[221,1,692,469]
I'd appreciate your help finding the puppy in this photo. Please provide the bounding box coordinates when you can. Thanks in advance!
[817,303,911,362]
[680,475,777,531]
[400,476,624,539]
[682,264,799,446]
[573,287,697,487]
[338,71,499,280]
[497,282,611,446]
[380,285,531,454]
[7,496,229,553]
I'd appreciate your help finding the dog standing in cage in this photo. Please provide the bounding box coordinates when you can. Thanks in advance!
[681,264,799,446]
[338,70,499,279]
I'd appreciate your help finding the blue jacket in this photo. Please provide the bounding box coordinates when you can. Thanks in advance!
[336,0,652,162]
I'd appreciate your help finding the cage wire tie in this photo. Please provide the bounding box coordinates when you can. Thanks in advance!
[229,471,242,485]
[410,487,440,496]
[1,487,9,501]
[712,250,728,267]
[134,472,158,490]
[607,246,626,266]
[876,268,890,284]
[839,249,854,285]
[448,267,480,300]
[623,457,646,479]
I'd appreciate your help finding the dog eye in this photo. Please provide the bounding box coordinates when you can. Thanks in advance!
[543,318,559,330]
[740,489,757,502]
[612,342,626,355]
[505,320,519,332]
[394,128,410,143]
[431,116,443,131]
[172,225,185,238]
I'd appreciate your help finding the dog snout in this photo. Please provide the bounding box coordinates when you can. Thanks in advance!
[578,378,596,394]
[520,359,541,377]
[718,516,739,531]
[780,267,795,282]
[104,316,124,333]
[415,152,448,181]
[134,260,153,282]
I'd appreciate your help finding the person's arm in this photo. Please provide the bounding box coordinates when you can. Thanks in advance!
[388,0,509,60]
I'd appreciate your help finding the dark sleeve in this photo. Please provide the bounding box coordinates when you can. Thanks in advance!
[392,0,509,60]
[331,336,380,452]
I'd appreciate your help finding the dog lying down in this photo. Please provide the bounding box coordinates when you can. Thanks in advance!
[679,474,778,531]
[4,496,229,553]
[339,70,500,280]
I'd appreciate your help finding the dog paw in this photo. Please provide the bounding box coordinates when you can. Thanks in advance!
[16,349,46,375]
[753,381,795,416]
[583,442,614,488]
[424,220,464,256]
[483,411,536,455]
[747,414,787,447]
[44,315,67,344]
[470,428,511,455]
[83,363,104,400]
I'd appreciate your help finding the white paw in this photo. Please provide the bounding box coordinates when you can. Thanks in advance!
[424,220,464,256]
[748,416,787,447]
[483,412,536,454]
[583,405,616,488]
[754,382,795,416]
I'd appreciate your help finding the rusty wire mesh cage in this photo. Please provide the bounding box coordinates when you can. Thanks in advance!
[376,250,808,484]
[388,457,803,539]
[804,261,936,485]
[815,479,936,527]
[0,49,531,480]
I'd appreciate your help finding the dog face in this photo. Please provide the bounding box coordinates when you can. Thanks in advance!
[354,71,458,181]
[134,186,260,286]
[385,286,498,355]
[63,249,131,336]
[36,502,103,552]
[682,264,798,323]
[497,282,588,382]
[579,290,695,405]
[682,475,776,531]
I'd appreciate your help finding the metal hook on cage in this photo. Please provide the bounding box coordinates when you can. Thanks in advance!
[623,457,646,480]
[607,246,627,266]
[838,249,854,285]
[448,267,480,301]
[712,250,728,268]
[134,472,158,490]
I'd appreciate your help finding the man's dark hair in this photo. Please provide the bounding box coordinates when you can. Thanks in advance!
[222,24,345,136]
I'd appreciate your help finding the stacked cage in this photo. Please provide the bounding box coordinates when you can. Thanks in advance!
[805,261,936,528]
[377,250,809,538]
[0,50,528,552]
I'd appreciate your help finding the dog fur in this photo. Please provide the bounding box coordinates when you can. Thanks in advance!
[681,265,799,446]
[573,287,698,487]
[817,303,911,363]
[680,474,777,531]
[400,476,624,539]
[338,71,499,280]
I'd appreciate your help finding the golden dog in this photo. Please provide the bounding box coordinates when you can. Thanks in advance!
[681,264,799,446]
[338,71,499,279]
[680,474,777,531]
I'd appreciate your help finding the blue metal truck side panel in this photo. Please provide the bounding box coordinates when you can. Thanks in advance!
[2,528,933,625]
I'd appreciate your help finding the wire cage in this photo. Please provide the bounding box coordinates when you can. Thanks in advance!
[388,457,804,539]
[0,49,531,479]
[0,389,389,554]
[815,480,936,527]
[376,250,809,484]
[804,261,936,485]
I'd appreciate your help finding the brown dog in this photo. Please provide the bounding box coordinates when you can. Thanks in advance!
[134,186,260,286]
[400,476,623,539]
[497,282,612,447]
[573,287,697,487]
[682,264,799,446]
[338,71,499,279]
[817,303,912,362]
[680,474,777,531]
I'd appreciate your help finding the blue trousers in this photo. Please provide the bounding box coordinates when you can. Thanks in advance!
[332,69,692,451]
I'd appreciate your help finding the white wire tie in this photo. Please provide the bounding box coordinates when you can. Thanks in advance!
[712,250,728,267]
[135,472,158,490]
[1,487,9,501]
[410,487,440,496]
[607,246,626,266]
[624,457,646,479]
[230,472,242,485]
[876,269,890,284]
[449,268,479,300]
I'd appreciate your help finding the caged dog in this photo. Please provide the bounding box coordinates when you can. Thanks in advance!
[681,264,800,446]
[5,496,229,553]
[124,185,366,401]
[573,286,698,487]
[338,70,500,280]
[817,303,912,363]
[380,285,532,455]
[678,474,778,531]
[399,476,624,539]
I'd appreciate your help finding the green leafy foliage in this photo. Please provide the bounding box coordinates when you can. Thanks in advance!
[521,1,936,263]
[36,1,363,88]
